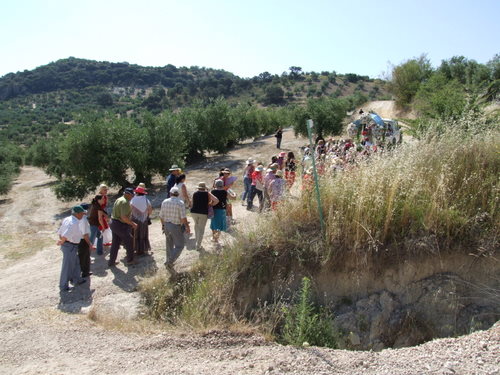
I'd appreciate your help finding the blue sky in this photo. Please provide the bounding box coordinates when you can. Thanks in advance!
[0,0,498,79]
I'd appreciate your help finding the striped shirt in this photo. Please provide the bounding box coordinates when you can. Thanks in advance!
[159,196,186,225]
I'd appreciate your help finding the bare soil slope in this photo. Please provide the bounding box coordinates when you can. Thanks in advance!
[0,128,498,375]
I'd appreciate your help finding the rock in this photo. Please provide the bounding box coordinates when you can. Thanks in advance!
[349,332,361,346]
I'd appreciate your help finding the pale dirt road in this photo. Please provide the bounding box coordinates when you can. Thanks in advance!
[0,127,498,375]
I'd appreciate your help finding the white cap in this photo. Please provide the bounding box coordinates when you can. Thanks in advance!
[170,186,179,195]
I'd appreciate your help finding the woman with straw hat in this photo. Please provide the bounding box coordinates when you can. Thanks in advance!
[190,182,219,251]
[241,158,255,206]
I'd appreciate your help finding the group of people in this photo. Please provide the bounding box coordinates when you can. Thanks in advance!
[241,151,296,212]
[57,183,153,292]
[57,145,309,290]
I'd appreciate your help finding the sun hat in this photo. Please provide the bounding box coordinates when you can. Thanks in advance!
[266,168,273,173]
[246,158,255,165]
[169,164,181,171]
[215,179,224,188]
[279,152,286,157]
[134,186,147,194]
[197,182,207,190]
[255,165,264,172]
[98,184,108,191]
[275,170,284,178]
[170,186,180,195]
[138,183,146,188]
[71,205,87,214]
[270,163,279,171]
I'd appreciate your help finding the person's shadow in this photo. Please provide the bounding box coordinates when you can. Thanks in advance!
[57,282,94,313]
[109,255,158,292]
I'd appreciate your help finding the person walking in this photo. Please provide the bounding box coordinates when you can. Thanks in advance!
[159,186,191,276]
[108,187,138,267]
[247,164,264,211]
[275,127,283,149]
[210,179,236,243]
[263,163,278,211]
[57,205,88,292]
[174,174,191,208]
[166,165,181,198]
[130,186,152,256]
[77,204,94,278]
[241,159,255,206]
[285,151,297,189]
[88,195,107,256]
[190,182,219,251]
[269,170,286,210]
[221,168,237,227]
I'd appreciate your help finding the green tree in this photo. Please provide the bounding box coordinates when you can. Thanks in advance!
[263,85,285,105]
[390,54,433,108]
[415,73,468,119]
[293,97,347,137]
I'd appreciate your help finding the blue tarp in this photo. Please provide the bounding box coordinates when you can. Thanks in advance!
[369,113,385,127]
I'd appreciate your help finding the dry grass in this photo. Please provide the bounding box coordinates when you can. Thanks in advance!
[140,113,499,332]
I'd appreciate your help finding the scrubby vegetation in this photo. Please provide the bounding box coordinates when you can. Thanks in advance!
[140,113,499,343]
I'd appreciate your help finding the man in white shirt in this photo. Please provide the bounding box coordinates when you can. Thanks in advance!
[57,205,87,292]
[159,187,190,276]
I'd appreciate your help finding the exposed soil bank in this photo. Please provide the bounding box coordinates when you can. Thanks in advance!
[235,250,499,350]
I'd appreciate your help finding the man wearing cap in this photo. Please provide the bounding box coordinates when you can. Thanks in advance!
[108,187,138,267]
[159,186,191,275]
[166,165,181,198]
[57,205,88,292]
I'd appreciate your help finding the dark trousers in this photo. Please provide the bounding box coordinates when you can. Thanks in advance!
[109,220,134,265]
[78,239,90,277]
[276,137,282,149]
[247,186,263,211]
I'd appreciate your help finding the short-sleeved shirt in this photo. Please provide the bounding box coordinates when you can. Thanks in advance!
[211,189,227,210]
[159,197,186,225]
[111,196,131,222]
[57,215,84,244]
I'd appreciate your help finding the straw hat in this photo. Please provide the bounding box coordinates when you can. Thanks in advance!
[246,158,255,165]
[197,182,207,190]
[169,164,181,171]
[275,170,284,178]
[138,183,146,188]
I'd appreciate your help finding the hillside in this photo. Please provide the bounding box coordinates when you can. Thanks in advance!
[0,58,390,144]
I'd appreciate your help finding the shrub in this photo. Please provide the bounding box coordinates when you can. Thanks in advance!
[279,277,338,348]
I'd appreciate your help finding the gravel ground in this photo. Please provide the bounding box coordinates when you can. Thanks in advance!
[0,128,498,375]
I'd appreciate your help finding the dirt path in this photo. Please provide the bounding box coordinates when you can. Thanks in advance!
[0,128,498,375]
